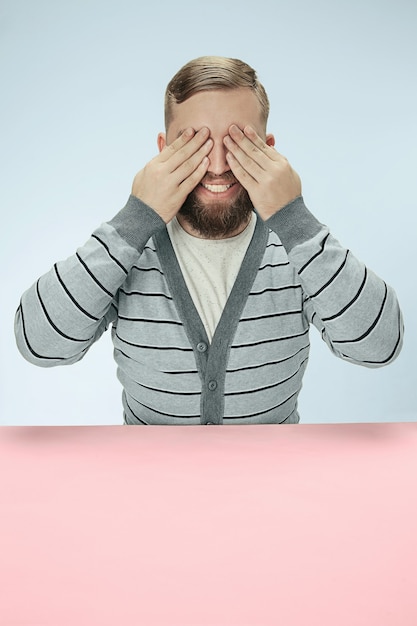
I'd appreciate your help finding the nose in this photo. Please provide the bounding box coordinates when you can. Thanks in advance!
[207,138,229,176]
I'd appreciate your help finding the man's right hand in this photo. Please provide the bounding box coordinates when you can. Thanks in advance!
[131,127,212,223]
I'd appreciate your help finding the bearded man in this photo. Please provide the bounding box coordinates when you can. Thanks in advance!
[15,56,403,425]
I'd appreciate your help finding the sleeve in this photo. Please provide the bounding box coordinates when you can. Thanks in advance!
[265,196,404,367]
[14,195,166,367]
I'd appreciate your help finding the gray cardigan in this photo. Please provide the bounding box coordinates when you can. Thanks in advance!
[15,195,404,424]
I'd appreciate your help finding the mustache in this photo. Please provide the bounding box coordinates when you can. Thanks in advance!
[200,172,238,185]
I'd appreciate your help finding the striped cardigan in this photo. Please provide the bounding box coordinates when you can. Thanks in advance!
[15,195,403,424]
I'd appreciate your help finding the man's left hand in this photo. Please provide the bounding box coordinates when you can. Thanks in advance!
[224,125,302,220]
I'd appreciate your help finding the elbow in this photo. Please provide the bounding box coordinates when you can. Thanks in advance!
[337,310,404,369]
[14,305,85,368]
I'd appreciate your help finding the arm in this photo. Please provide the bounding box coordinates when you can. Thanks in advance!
[224,125,404,367]
[15,198,166,366]
[265,197,403,366]
[15,128,212,366]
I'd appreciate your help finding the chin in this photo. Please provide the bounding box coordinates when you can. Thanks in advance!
[179,188,253,238]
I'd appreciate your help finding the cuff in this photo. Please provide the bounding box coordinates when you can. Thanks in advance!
[264,196,324,252]
[108,195,166,251]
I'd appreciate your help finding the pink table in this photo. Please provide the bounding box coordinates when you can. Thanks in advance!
[1,423,416,625]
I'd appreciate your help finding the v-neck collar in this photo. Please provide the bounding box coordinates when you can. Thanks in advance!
[154,216,269,355]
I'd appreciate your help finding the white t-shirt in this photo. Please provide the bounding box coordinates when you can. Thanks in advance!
[167,213,257,341]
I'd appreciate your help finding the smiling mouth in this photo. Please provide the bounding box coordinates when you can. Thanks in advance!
[201,183,235,193]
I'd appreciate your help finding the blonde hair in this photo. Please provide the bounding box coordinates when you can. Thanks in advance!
[164,56,270,129]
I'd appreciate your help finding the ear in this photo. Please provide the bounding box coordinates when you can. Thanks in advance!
[266,133,275,147]
[157,132,166,153]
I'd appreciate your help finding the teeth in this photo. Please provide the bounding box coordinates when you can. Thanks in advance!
[202,184,233,193]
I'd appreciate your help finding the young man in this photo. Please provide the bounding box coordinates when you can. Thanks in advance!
[15,56,404,425]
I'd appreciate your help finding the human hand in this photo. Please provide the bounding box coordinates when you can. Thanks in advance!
[224,125,302,220]
[131,128,212,223]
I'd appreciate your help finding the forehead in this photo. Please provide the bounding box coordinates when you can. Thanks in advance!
[167,88,264,137]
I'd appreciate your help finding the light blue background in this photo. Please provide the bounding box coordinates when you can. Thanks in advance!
[1,0,416,425]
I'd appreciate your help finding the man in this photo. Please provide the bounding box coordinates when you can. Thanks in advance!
[15,56,404,425]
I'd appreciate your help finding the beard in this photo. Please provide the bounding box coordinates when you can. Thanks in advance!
[178,177,254,239]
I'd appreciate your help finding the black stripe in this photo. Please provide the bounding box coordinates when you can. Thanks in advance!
[18,303,78,361]
[137,382,200,396]
[36,280,93,343]
[225,390,298,419]
[333,283,388,344]
[115,348,198,374]
[225,408,295,424]
[132,265,164,276]
[120,288,173,300]
[266,241,283,249]
[76,253,114,298]
[310,250,350,298]
[356,316,402,364]
[91,234,128,274]
[124,397,149,425]
[322,268,368,322]
[128,397,200,419]
[117,348,134,360]
[232,327,309,349]
[161,369,199,375]
[298,232,330,274]
[259,261,290,271]
[225,357,308,396]
[227,344,309,373]
[54,264,99,321]
[115,331,193,351]
[118,315,183,325]
[249,285,301,297]
[240,309,302,323]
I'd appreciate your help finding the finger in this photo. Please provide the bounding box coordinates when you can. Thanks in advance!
[225,150,257,187]
[224,132,265,181]
[165,128,211,175]
[179,155,210,195]
[160,127,210,168]
[243,125,279,156]
[228,124,278,166]
[175,138,213,183]
[243,126,291,167]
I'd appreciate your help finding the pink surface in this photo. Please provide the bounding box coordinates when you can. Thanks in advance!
[1,423,416,626]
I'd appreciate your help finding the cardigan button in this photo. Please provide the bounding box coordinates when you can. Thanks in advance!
[197,342,208,352]
[208,380,217,391]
